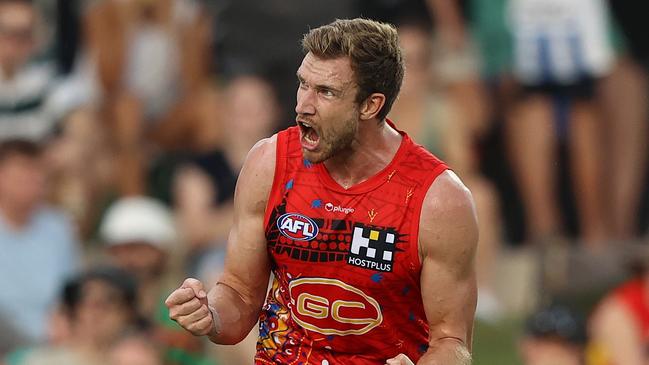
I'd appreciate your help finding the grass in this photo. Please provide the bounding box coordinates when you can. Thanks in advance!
[473,318,524,365]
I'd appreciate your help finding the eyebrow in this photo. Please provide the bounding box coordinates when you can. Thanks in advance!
[296,72,343,93]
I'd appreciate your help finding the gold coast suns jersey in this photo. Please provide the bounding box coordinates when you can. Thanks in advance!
[255,122,448,364]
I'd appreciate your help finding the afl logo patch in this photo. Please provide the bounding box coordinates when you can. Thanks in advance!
[277,213,319,241]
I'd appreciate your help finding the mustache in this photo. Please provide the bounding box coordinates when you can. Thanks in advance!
[296,115,316,125]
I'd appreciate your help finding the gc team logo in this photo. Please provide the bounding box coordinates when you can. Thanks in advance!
[277,213,319,241]
[288,277,383,336]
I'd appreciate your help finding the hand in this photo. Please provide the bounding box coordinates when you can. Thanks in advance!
[165,278,214,336]
[386,353,415,365]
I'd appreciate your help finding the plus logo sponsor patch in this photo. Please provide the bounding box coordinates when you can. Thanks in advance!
[348,223,400,272]
[277,213,319,241]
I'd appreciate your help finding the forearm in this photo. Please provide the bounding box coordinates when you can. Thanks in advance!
[206,281,261,345]
[417,338,472,365]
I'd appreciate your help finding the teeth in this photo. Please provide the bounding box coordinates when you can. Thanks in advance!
[302,122,311,128]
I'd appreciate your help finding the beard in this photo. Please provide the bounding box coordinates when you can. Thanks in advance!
[303,114,358,164]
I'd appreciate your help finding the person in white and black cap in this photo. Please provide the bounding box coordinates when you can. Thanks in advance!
[99,196,215,365]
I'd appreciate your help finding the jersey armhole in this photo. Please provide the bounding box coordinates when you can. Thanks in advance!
[263,131,288,229]
[410,163,449,268]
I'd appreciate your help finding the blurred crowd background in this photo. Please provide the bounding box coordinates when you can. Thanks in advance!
[0,0,648,364]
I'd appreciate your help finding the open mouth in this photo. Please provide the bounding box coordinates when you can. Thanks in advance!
[297,120,320,150]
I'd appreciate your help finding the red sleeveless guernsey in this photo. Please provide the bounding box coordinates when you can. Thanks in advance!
[256,123,448,364]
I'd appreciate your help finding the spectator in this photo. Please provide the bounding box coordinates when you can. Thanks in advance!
[99,196,216,365]
[100,196,178,315]
[45,107,115,241]
[8,267,140,365]
[520,305,587,365]
[108,332,163,365]
[599,2,649,240]
[172,75,278,276]
[506,0,614,245]
[0,139,80,345]
[0,0,79,140]
[83,0,218,196]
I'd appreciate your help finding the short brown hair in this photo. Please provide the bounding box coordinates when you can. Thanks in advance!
[302,18,404,121]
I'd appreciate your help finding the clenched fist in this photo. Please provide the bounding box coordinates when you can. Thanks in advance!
[165,278,216,336]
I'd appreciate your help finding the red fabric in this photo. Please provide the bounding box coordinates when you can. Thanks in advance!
[256,122,448,364]
[614,278,649,341]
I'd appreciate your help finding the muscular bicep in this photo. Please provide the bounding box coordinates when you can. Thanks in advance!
[419,171,478,349]
[218,137,276,308]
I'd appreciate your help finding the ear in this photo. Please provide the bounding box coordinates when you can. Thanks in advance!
[359,93,386,121]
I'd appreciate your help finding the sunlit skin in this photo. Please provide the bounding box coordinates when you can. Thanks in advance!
[295,52,401,189]
[295,52,361,164]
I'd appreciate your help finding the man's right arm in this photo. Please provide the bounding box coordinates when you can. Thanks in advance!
[166,135,277,345]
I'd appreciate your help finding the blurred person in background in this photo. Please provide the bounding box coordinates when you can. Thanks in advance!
[0,139,80,348]
[520,305,587,365]
[108,332,163,365]
[6,267,140,365]
[390,20,503,321]
[506,0,614,246]
[0,0,58,139]
[599,1,649,241]
[45,107,115,241]
[172,75,279,277]
[99,196,217,365]
[83,0,217,196]
[0,0,87,141]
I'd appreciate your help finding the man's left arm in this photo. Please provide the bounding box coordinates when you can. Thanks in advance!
[411,170,478,365]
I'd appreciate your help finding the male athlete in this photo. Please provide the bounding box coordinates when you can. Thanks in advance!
[166,18,478,365]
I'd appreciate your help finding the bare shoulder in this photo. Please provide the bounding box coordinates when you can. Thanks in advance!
[235,135,278,212]
[242,135,277,174]
[418,170,478,264]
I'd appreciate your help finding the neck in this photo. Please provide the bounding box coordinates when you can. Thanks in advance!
[324,120,402,189]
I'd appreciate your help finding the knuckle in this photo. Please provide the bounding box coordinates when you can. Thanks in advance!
[183,277,200,287]
[185,299,199,312]
[200,305,210,316]
[187,321,204,334]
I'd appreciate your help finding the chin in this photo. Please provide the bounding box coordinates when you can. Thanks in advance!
[302,150,327,164]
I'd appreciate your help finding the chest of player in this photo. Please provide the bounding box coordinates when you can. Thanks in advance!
[264,164,423,281]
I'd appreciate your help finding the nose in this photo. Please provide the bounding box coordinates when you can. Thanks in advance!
[295,87,316,116]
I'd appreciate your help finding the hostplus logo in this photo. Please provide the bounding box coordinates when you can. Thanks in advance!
[347,223,398,272]
[324,202,355,214]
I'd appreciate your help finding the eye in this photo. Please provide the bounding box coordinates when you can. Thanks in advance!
[320,89,335,98]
